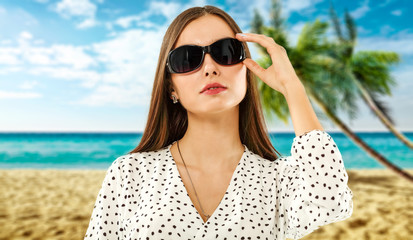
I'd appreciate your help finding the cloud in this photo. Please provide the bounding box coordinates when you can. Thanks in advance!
[29,67,101,88]
[389,68,413,104]
[101,8,123,17]
[0,27,165,106]
[349,0,371,19]
[0,0,283,107]
[77,17,98,29]
[19,80,39,90]
[113,0,210,30]
[0,66,22,75]
[20,31,33,40]
[0,7,38,28]
[391,9,402,16]
[355,33,413,55]
[356,26,372,35]
[0,39,13,45]
[71,82,149,107]
[115,15,143,29]
[9,0,408,110]
[53,0,99,28]
[281,0,323,14]
[0,6,6,14]
[33,39,45,45]
[378,0,395,8]
[0,32,97,69]
[0,90,42,99]
[0,31,100,95]
[0,48,21,64]
[379,25,395,35]
[74,28,165,106]
[150,1,182,20]
[374,67,413,130]
[225,0,325,31]
[114,1,181,29]
[115,17,157,29]
[55,0,96,18]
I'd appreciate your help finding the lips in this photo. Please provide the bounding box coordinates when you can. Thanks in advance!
[200,82,227,93]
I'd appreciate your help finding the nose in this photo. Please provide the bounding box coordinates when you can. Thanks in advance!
[202,53,220,77]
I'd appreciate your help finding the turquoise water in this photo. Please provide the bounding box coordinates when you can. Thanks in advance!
[0,132,412,170]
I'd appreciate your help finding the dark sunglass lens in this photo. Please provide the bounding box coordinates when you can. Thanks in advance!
[211,39,244,65]
[170,46,203,73]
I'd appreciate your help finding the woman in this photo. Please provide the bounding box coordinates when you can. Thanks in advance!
[84,5,353,240]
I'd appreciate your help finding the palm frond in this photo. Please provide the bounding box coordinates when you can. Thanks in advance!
[351,51,400,95]
[270,0,285,30]
[251,8,264,34]
[306,53,359,119]
[261,26,290,49]
[255,56,290,123]
[295,19,329,53]
[329,1,344,41]
[344,8,357,43]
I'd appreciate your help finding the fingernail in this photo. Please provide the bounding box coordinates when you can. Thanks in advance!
[237,33,247,37]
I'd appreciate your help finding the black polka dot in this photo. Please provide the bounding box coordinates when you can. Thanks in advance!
[84,129,353,239]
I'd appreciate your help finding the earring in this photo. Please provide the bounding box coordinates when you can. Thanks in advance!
[172,95,178,104]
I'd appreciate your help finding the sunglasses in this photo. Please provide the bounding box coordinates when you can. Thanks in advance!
[166,37,246,74]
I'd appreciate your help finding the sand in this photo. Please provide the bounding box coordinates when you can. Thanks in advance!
[0,169,412,240]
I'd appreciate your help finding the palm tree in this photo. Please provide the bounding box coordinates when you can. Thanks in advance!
[329,2,412,149]
[251,0,413,182]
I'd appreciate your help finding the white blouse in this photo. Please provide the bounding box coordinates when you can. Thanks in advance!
[84,129,353,240]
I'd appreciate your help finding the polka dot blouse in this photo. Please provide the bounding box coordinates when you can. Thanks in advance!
[84,129,353,240]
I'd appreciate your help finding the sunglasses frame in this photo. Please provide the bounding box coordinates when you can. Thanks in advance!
[166,37,246,74]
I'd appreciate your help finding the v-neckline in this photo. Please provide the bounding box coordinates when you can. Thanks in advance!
[167,142,247,225]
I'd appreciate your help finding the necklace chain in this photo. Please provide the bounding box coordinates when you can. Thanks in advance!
[177,140,211,222]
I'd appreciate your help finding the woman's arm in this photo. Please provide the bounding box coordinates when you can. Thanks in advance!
[235,32,324,137]
[237,33,353,239]
[276,129,353,239]
[283,79,324,137]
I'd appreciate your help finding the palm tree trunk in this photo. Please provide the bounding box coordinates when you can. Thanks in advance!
[353,79,413,149]
[308,90,413,183]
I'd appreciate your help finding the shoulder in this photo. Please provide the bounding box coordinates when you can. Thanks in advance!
[108,145,171,174]
[245,146,289,170]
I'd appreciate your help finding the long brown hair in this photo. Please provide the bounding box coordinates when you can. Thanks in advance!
[128,5,282,161]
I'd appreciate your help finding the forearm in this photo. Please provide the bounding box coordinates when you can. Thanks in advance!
[282,78,324,137]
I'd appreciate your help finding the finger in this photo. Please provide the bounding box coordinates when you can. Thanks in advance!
[236,33,279,55]
[242,58,266,80]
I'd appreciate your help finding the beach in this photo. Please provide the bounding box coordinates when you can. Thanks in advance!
[0,169,412,240]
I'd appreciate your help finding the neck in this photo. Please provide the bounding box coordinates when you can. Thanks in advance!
[176,106,244,172]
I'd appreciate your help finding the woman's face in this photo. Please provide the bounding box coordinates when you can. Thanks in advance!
[170,14,247,116]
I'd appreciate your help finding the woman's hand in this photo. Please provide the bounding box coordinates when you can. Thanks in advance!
[235,32,301,96]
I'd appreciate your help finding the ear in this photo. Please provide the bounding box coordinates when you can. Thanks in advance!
[168,78,178,99]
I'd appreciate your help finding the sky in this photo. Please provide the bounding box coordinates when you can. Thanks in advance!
[0,0,412,133]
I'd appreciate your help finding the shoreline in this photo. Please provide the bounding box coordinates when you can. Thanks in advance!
[0,169,412,239]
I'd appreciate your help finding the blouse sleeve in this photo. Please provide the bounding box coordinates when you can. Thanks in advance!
[279,129,353,240]
[84,157,123,239]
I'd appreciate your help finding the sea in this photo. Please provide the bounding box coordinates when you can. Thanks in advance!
[0,132,412,170]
